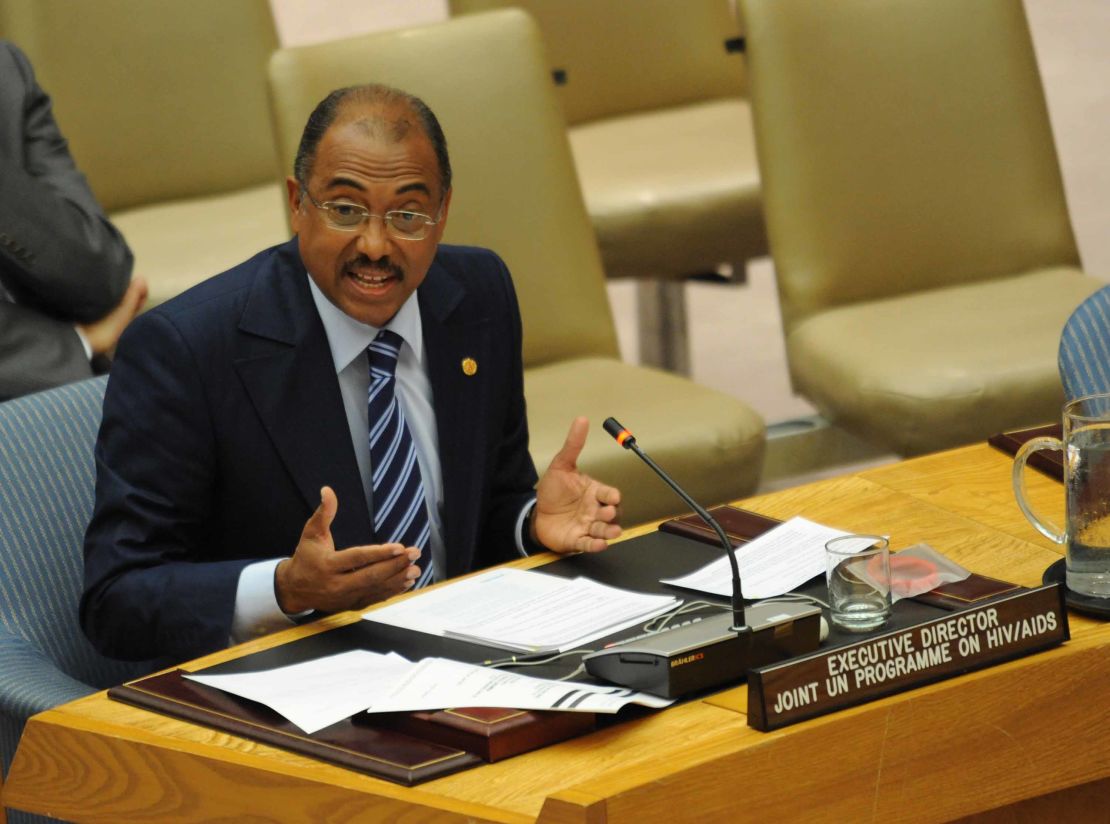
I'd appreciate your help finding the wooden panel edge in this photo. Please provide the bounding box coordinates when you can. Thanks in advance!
[5,716,527,824]
[538,788,609,824]
[954,776,1110,822]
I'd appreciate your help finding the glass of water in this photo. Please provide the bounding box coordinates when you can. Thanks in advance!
[825,535,892,632]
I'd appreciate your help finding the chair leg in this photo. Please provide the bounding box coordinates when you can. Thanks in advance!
[636,279,690,374]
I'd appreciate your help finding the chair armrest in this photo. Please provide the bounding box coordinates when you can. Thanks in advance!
[0,628,94,720]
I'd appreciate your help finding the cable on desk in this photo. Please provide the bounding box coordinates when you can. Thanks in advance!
[481,648,595,669]
[643,599,727,633]
[754,592,830,610]
[481,649,592,682]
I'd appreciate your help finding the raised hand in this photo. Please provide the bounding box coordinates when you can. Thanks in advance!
[275,486,421,614]
[533,417,622,553]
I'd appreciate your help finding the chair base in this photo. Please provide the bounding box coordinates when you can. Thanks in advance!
[636,280,689,374]
[759,415,896,492]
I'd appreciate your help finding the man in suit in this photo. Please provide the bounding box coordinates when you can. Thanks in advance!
[0,40,146,400]
[81,84,622,664]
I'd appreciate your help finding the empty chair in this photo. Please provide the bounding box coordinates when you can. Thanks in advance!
[1059,286,1110,400]
[450,0,769,373]
[739,0,1103,455]
[0,0,289,308]
[0,378,156,798]
[267,10,766,526]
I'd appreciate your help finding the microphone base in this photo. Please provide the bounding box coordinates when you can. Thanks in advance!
[583,601,822,699]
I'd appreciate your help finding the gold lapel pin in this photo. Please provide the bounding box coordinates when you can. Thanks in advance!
[461,357,478,376]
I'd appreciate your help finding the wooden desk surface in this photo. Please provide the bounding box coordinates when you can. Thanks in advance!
[6,445,1110,823]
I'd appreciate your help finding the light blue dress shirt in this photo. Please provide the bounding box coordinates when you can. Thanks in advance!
[231,275,534,642]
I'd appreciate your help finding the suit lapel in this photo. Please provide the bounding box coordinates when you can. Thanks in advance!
[420,260,490,578]
[233,240,372,549]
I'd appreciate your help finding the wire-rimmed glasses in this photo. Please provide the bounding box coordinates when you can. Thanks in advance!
[299,186,440,240]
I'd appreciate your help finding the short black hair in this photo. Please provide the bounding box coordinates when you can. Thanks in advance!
[292,84,452,197]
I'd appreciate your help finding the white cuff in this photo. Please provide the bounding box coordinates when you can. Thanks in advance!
[230,558,308,644]
[515,498,538,557]
[73,326,93,361]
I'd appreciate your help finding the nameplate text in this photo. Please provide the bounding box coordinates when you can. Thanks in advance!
[747,584,1069,731]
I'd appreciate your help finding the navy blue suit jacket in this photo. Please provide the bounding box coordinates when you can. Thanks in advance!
[81,238,538,662]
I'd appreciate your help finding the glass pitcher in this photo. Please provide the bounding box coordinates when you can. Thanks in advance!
[1013,392,1110,598]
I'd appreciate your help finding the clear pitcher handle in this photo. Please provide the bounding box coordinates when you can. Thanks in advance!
[1012,436,1066,544]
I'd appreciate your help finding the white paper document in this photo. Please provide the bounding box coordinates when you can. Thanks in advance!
[363,567,679,652]
[184,649,411,734]
[363,657,673,715]
[661,516,876,599]
[184,649,671,734]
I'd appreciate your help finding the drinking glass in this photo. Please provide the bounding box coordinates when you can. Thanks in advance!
[825,535,892,631]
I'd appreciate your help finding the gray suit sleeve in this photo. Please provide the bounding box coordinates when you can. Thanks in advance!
[0,302,93,397]
[0,40,133,397]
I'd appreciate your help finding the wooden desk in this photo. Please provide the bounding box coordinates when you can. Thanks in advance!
[6,445,1110,823]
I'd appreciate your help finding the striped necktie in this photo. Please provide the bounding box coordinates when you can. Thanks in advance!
[367,329,434,588]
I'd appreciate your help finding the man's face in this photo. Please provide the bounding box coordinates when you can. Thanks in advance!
[288,104,451,328]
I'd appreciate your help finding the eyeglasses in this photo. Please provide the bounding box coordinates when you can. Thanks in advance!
[299,186,440,240]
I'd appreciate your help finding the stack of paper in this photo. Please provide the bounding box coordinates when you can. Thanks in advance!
[185,650,672,734]
[364,567,680,653]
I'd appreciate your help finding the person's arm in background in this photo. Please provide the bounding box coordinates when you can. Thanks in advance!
[0,40,140,398]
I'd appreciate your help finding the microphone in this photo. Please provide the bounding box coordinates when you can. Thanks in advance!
[581,417,823,699]
[603,417,745,630]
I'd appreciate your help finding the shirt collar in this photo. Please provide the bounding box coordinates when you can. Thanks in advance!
[307,275,424,374]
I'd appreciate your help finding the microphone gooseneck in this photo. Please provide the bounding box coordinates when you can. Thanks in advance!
[603,417,746,630]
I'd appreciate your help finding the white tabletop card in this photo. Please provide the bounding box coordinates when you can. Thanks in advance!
[661,516,875,598]
[183,649,671,734]
[364,567,679,652]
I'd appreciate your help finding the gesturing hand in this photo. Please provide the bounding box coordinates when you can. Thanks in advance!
[533,417,622,554]
[275,486,421,614]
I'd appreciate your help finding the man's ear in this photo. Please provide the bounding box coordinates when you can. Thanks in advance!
[286,176,304,234]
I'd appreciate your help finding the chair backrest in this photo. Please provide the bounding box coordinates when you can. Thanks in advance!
[1059,286,1110,401]
[0,0,279,212]
[739,0,1081,332]
[449,0,746,125]
[0,378,145,700]
[267,9,619,368]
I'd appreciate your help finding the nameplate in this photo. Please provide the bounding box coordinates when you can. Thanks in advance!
[747,584,1069,731]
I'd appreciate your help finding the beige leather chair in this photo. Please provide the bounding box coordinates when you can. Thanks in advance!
[267,10,766,526]
[450,0,769,373]
[739,0,1103,456]
[0,0,289,308]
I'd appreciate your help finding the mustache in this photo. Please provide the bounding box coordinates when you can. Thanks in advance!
[343,256,404,280]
